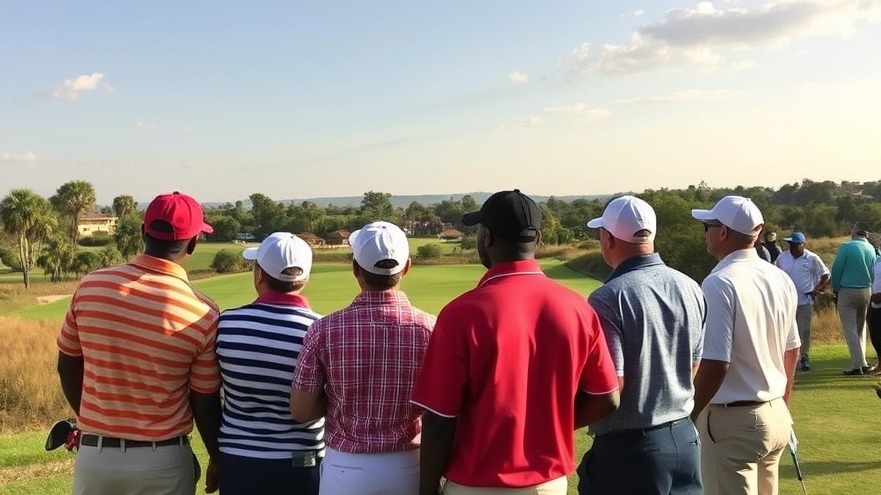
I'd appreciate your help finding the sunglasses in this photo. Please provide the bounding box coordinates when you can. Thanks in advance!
[703,222,724,232]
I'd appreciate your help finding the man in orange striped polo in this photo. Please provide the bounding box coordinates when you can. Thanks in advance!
[57,191,222,495]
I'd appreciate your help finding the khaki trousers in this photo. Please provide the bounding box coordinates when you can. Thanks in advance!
[73,437,195,495]
[698,398,792,495]
[837,287,871,369]
[795,304,813,358]
[444,476,567,495]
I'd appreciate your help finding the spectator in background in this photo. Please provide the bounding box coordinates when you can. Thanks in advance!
[763,231,782,262]
[215,233,324,495]
[774,231,830,372]
[413,189,620,495]
[754,232,772,262]
[867,235,881,376]
[291,221,434,495]
[691,196,800,495]
[831,222,877,376]
[579,195,704,495]
[57,191,221,495]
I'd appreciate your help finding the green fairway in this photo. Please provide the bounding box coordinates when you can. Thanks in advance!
[2,345,879,495]
[12,259,600,320]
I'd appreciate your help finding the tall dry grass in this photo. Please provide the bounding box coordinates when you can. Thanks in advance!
[0,317,70,433]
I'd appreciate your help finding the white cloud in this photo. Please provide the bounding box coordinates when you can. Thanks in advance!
[635,10,645,17]
[729,59,757,71]
[614,89,751,105]
[183,125,195,133]
[569,0,881,75]
[515,115,543,126]
[0,150,37,163]
[544,103,611,122]
[135,121,156,133]
[509,71,529,84]
[51,73,112,100]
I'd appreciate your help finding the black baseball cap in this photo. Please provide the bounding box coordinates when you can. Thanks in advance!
[462,189,542,241]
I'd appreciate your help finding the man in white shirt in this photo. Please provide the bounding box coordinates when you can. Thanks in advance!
[774,231,830,372]
[690,196,800,495]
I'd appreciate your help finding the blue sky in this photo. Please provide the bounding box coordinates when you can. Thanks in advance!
[2,0,880,204]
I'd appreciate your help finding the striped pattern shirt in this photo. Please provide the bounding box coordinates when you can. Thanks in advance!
[216,292,325,459]
[292,290,435,453]
[57,255,220,442]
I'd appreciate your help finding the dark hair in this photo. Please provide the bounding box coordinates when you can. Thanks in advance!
[633,229,652,241]
[357,259,403,290]
[262,266,306,293]
[143,220,191,258]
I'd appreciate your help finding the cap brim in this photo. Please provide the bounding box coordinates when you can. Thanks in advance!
[691,209,716,222]
[201,222,214,234]
[461,211,482,227]
[586,217,604,229]
[242,247,259,260]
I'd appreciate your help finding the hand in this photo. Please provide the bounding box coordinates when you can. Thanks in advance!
[204,458,219,493]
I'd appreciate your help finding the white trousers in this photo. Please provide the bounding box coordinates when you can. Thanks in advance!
[444,476,567,495]
[319,447,419,495]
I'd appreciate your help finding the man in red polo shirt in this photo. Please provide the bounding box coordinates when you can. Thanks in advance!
[412,189,620,495]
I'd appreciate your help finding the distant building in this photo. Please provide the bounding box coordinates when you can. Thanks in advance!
[438,228,464,241]
[324,230,351,246]
[298,232,326,247]
[77,215,118,237]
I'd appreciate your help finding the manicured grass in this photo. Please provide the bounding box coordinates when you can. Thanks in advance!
[12,260,600,319]
[569,344,881,495]
[2,345,879,494]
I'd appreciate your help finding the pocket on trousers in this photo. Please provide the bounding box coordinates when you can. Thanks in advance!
[326,463,364,479]
[705,411,717,444]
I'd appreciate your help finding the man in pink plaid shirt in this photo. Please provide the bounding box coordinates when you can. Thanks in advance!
[291,221,435,495]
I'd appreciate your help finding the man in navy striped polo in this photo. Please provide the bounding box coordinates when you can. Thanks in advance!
[215,232,324,495]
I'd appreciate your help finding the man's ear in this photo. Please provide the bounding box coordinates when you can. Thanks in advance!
[186,236,198,255]
[352,259,361,278]
[401,258,412,276]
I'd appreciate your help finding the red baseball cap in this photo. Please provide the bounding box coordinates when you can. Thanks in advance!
[143,191,213,241]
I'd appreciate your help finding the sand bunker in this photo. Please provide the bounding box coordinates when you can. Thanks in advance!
[37,295,71,305]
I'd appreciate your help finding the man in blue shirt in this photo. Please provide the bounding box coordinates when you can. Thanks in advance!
[831,222,877,375]
[579,195,705,495]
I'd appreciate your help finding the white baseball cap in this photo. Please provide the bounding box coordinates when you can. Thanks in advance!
[243,232,312,282]
[586,195,657,244]
[691,196,764,236]
[349,221,409,275]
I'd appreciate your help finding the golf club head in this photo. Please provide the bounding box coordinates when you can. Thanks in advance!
[45,419,75,451]
[876,383,881,400]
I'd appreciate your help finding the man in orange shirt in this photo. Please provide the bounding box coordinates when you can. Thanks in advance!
[57,191,222,495]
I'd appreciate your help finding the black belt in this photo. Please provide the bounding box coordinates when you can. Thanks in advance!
[81,434,188,448]
[720,400,766,408]
[599,418,688,438]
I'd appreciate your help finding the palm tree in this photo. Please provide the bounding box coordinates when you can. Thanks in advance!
[0,189,57,288]
[112,194,138,218]
[50,180,96,243]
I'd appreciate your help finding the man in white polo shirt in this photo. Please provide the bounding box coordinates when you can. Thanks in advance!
[774,231,830,372]
[690,196,800,495]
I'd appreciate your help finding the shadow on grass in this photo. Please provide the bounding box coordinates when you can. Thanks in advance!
[782,459,881,476]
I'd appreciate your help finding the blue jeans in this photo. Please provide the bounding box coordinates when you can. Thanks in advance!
[577,417,702,495]
[219,451,321,495]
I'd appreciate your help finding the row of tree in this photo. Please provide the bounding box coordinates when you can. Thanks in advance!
[0,182,143,287]
[2,179,881,287]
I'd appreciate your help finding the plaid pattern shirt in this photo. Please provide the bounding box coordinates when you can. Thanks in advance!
[292,290,435,453]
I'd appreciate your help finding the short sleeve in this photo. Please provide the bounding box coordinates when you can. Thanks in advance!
[190,317,221,394]
[57,292,82,356]
[587,293,624,376]
[700,276,735,363]
[693,291,707,363]
[578,308,619,395]
[292,323,326,394]
[411,305,469,418]
[783,278,802,351]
